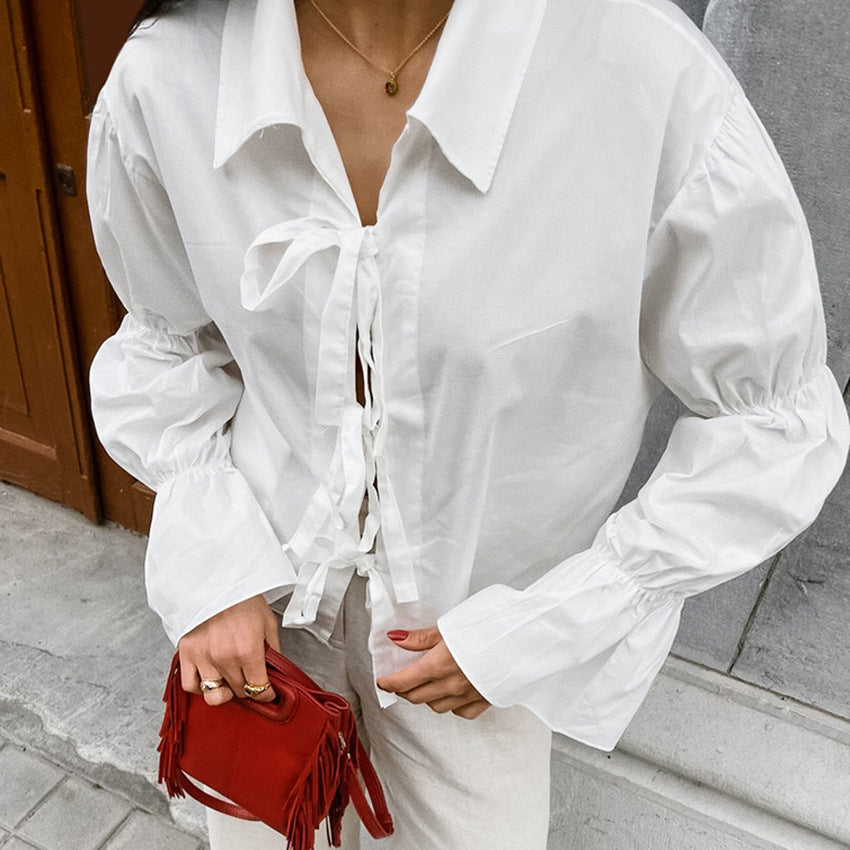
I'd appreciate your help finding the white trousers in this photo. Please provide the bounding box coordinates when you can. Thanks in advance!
[206,576,552,849]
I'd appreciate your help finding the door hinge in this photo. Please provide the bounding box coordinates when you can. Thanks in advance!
[56,163,77,197]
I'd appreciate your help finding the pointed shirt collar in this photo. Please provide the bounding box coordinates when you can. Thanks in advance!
[214,0,547,193]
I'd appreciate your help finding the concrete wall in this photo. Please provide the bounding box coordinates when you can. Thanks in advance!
[675,0,710,26]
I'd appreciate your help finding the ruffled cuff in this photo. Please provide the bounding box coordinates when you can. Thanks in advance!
[145,462,298,644]
[438,546,683,751]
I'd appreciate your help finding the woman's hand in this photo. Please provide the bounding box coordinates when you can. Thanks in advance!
[376,627,491,719]
[177,595,280,707]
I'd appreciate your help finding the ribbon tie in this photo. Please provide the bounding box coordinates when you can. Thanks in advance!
[241,217,377,425]
[239,217,419,634]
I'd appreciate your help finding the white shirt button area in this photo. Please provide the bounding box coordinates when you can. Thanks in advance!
[240,220,417,676]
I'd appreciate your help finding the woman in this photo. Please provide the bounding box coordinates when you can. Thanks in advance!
[86,0,849,847]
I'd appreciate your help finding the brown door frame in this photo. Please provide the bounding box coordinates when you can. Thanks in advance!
[0,0,99,520]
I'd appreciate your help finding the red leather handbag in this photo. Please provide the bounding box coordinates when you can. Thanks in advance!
[157,645,394,849]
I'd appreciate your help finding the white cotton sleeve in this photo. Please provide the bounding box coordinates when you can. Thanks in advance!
[87,99,296,645]
[438,86,849,750]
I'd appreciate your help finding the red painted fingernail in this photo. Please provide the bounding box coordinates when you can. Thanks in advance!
[387,630,409,642]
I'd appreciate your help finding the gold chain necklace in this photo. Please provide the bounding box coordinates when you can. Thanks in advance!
[307,0,451,96]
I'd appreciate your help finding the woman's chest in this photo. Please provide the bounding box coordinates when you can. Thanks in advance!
[176,148,648,388]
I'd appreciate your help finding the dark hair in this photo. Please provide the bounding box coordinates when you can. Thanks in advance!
[130,0,181,35]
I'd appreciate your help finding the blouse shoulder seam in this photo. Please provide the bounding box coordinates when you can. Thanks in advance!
[647,81,738,238]
[94,90,164,188]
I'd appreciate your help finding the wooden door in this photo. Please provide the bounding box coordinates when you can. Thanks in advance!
[0,0,98,519]
[22,0,155,532]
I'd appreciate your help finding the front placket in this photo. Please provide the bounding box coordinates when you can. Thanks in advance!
[238,215,420,701]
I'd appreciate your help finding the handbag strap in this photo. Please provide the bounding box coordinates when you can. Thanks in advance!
[173,740,393,839]
[176,773,259,821]
[346,740,394,838]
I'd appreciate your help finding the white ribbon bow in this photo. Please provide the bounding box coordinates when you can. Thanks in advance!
[239,217,419,627]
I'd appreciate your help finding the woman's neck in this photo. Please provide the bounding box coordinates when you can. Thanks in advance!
[304,0,454,59]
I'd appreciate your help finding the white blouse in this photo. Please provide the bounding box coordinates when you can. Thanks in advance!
[87,0,849,750]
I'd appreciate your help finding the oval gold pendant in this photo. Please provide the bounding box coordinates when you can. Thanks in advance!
[385,75,398,96]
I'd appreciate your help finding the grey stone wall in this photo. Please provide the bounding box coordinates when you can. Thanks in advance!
[673,0,710,26]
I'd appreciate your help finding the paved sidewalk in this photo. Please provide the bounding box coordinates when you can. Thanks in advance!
[0,727,206,850]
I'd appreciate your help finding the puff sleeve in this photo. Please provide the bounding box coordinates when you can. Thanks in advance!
[87,98,296,645]
[437,86,849,749]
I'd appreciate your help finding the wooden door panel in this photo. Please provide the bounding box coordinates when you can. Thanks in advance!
[0,246,28,414]
[0,0,157,531]
[0,0,98,516]
[26,0,155,532]
[0,5,55,452]
[0,182,59,449]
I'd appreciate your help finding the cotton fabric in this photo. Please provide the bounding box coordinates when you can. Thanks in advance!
[87,0,849,751]
[207,576,552,849]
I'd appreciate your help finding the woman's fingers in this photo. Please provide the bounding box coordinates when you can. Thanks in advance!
[214,656,249,698]
[422,694,491,718]
[193,662,234,706]
[396,674,472,706]
[240,653,276,703]
[176,594,282,706]
[263,607,282,654]
[193,639,273,701]
[180,645,271,704]
[405,684,488,715]
[203,685,234,706]
[378,633,490,719]
[452,700,490,720]
[387,626,441,652]
[378,640,481,698]
[179,652,202,695]
[378,641,452,694]
[178,647,231,702]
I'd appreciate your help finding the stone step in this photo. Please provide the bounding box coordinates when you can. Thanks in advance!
[549,656,850,849]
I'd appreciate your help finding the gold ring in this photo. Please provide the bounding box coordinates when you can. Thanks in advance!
[200,678,223,692]
[243,681,271,698]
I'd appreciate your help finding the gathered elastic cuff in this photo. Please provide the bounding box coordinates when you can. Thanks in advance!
[144,463,298,644]
[438,547,683,751]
